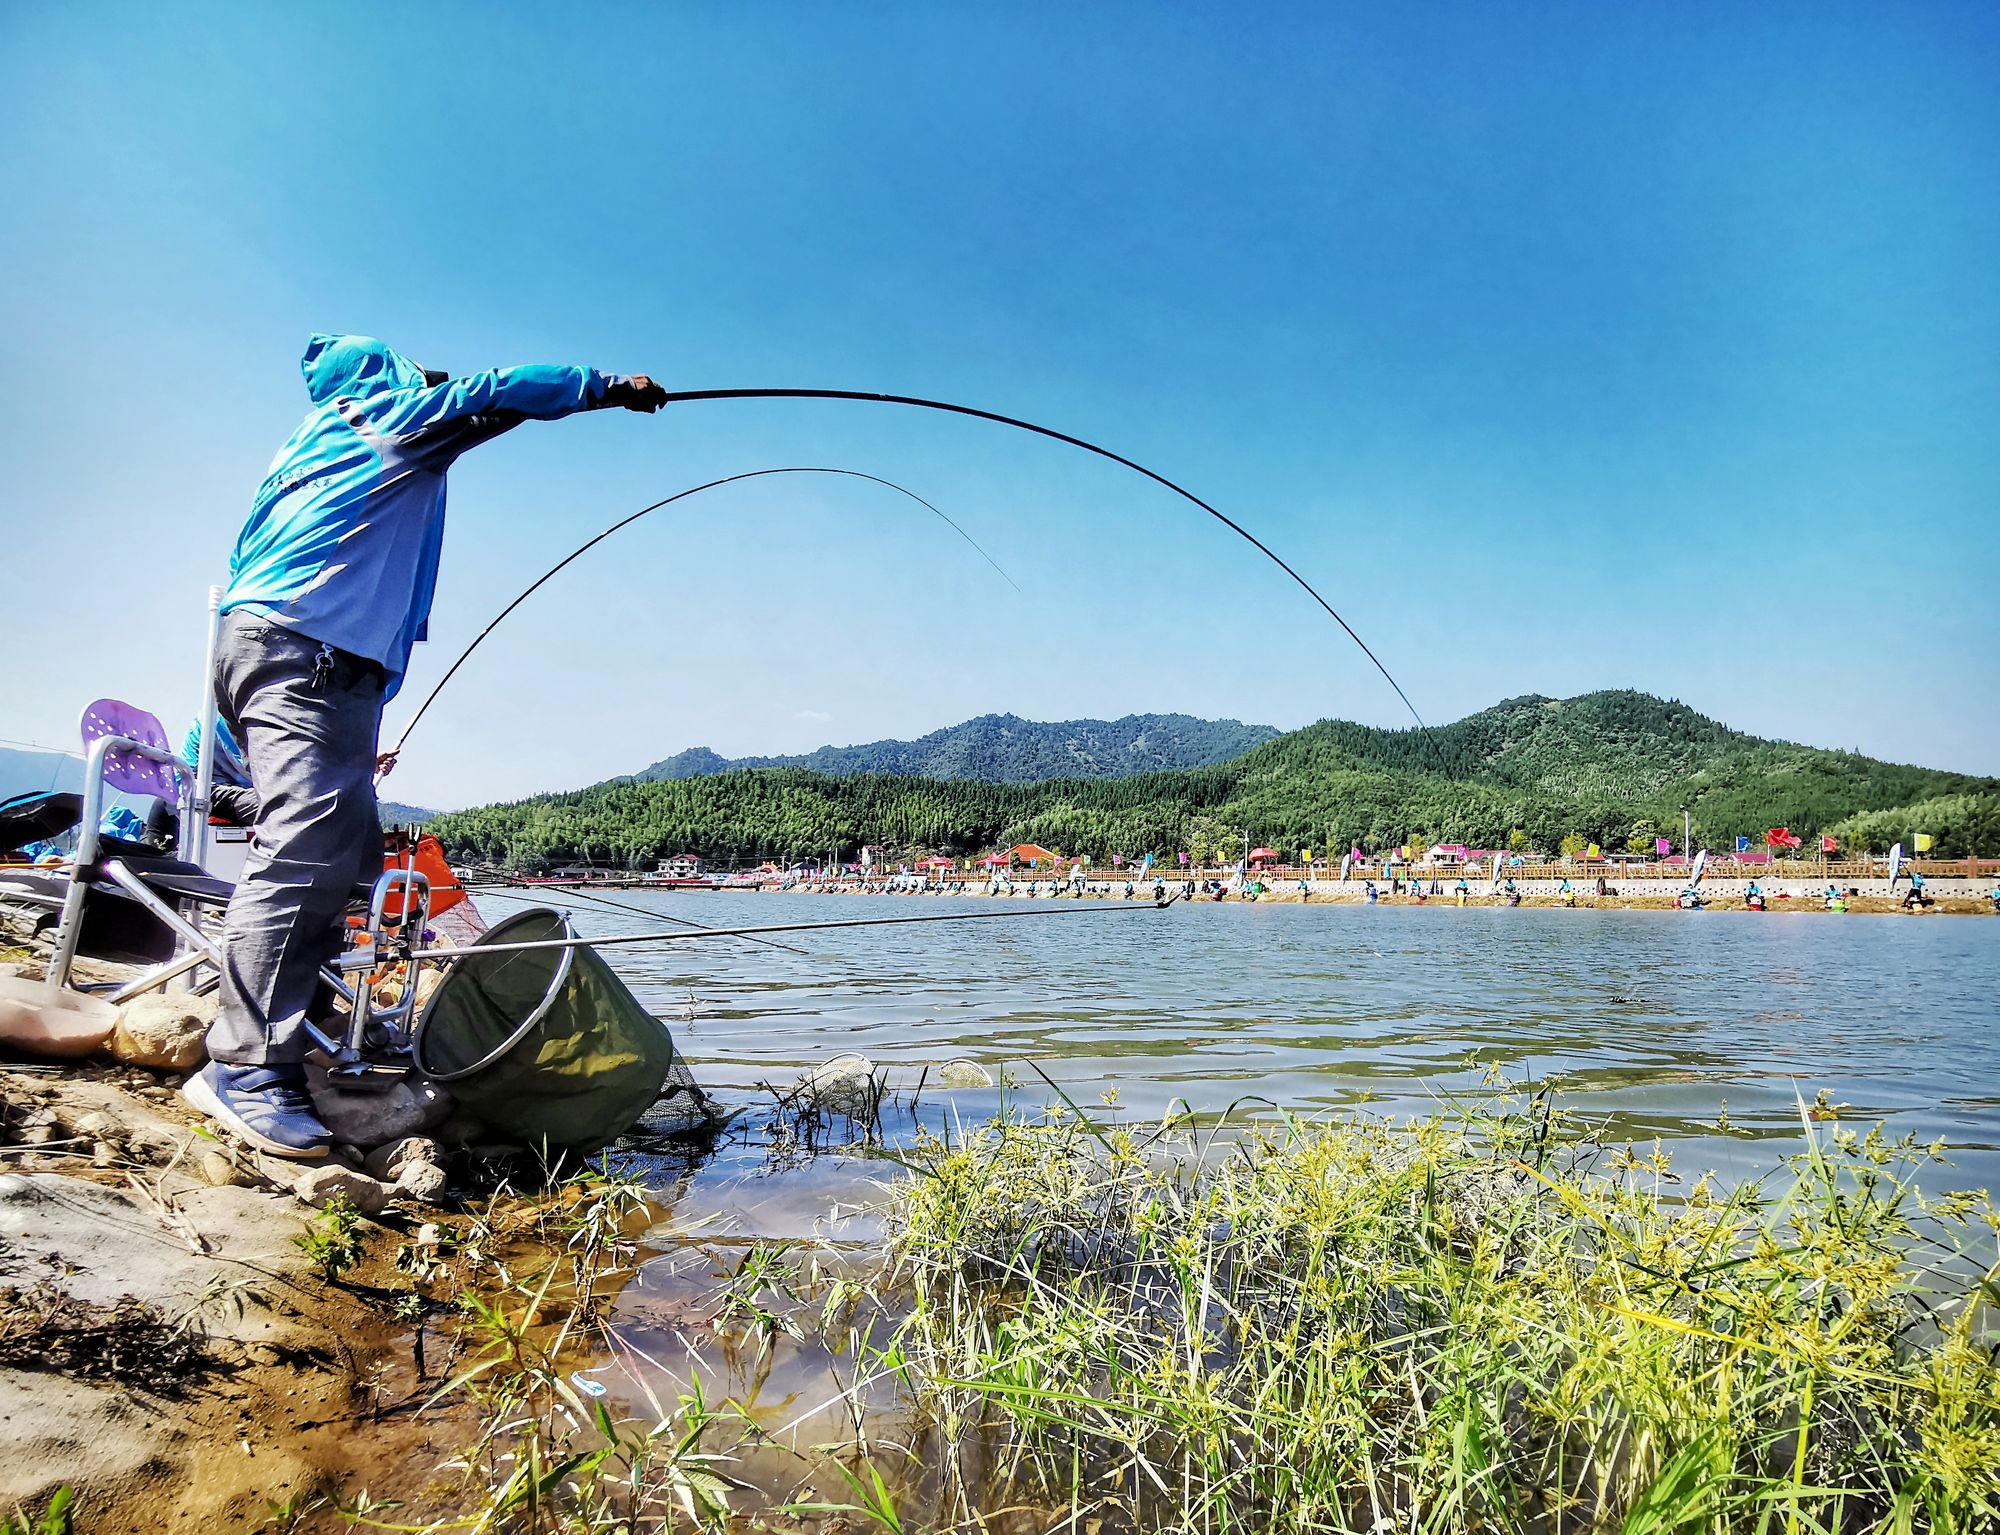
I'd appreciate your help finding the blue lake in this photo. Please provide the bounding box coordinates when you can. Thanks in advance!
[477,887,2000,1222]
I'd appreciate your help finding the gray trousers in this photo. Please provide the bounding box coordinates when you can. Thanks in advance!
[207,613,384,1066]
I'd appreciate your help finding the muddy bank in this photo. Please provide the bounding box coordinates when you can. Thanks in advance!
[0,1062,517,1532]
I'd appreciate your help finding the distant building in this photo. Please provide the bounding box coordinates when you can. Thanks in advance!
[1426,843,1472,866]
[1008,842,1059,867]
[656,853,703,878]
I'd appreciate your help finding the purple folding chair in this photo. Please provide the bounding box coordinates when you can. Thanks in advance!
[80,698,184,804]
[41,700,198,997]
[47,698,416,1081]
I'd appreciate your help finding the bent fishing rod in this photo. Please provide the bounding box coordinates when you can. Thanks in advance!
[392,465,1016,754]
[346,895,1178,969]
[655,388,1425,729]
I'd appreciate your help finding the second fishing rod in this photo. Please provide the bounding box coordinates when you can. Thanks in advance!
[340,892,1181,971]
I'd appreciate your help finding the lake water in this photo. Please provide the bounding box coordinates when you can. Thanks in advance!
[475,886,2000,1214]
[465,886,1997,1516]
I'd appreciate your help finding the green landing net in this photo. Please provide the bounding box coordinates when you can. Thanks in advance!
[413,907,706,1152]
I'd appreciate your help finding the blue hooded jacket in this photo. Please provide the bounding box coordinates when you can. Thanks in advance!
[222,335,620,698]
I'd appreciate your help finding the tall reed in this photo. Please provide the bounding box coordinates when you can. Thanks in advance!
[866,1080,2000,1532]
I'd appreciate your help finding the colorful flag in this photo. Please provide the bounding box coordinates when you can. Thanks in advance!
[1655,837,1672,856]
[1586,843,1601,859]
[1821,835,1838,853]
[1766,828,1802,850]
[1914,833,1934,853]
[1735,835,1751,853]
[1177,851,1189,865]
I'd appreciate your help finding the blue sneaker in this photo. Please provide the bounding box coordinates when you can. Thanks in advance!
[183,1062,334,1160]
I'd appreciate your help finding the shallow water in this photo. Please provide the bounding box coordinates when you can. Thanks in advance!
[478,886,1997,1518]
[483,886,2000,1206]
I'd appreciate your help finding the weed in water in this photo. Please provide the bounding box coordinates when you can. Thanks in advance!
[857,1080,2000,1533]
[336,1160,757,1531]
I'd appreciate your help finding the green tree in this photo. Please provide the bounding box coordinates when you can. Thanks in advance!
[1508,829,1531,854]
[1185,814,1233,867]
[1559,832,1588,862]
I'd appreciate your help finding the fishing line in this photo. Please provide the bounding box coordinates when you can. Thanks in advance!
[369,898,1168,967]
[471,880,821,960]
[657,388,1424,729]
[392,466,1017,754]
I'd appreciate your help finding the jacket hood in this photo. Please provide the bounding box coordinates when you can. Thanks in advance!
[300,333,429,404]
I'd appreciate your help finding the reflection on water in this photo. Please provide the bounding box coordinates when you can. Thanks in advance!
[486,886,2000,1206]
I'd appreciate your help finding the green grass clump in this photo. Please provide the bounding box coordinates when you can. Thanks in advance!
[294,1193,367,1283]
[1,1486,73,1535]
[871,1082,2000,1533]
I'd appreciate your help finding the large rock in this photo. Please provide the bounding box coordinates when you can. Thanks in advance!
[108,991,216,1070]
[391,1162,449,1205]
[362,1135,441,1182]
[305,1065,452,1150]
[293,1163,391,1217]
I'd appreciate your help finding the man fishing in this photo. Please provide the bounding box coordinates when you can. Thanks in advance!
[183,335,667,1158]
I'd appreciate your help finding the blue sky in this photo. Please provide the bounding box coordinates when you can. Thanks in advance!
[1,2,1994,808]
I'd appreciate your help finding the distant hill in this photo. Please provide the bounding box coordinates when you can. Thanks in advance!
[378,801,437,827]
[427,690,2000,868]
[630,713,1282,785]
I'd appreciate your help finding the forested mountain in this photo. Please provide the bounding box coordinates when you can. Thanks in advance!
[430,691,2000,868]
[629,714,1280,785]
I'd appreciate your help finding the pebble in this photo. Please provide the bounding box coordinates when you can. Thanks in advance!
[200,1151,244,1187]
[91,1141,117,1168]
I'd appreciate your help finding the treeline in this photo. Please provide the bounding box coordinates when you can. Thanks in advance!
[429,691,2000,867]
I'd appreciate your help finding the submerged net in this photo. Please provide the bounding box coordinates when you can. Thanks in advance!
[414,908,710,1152]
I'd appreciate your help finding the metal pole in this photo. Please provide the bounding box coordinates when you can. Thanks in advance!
[189,584,224,868]
[1681,804,1691,868]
